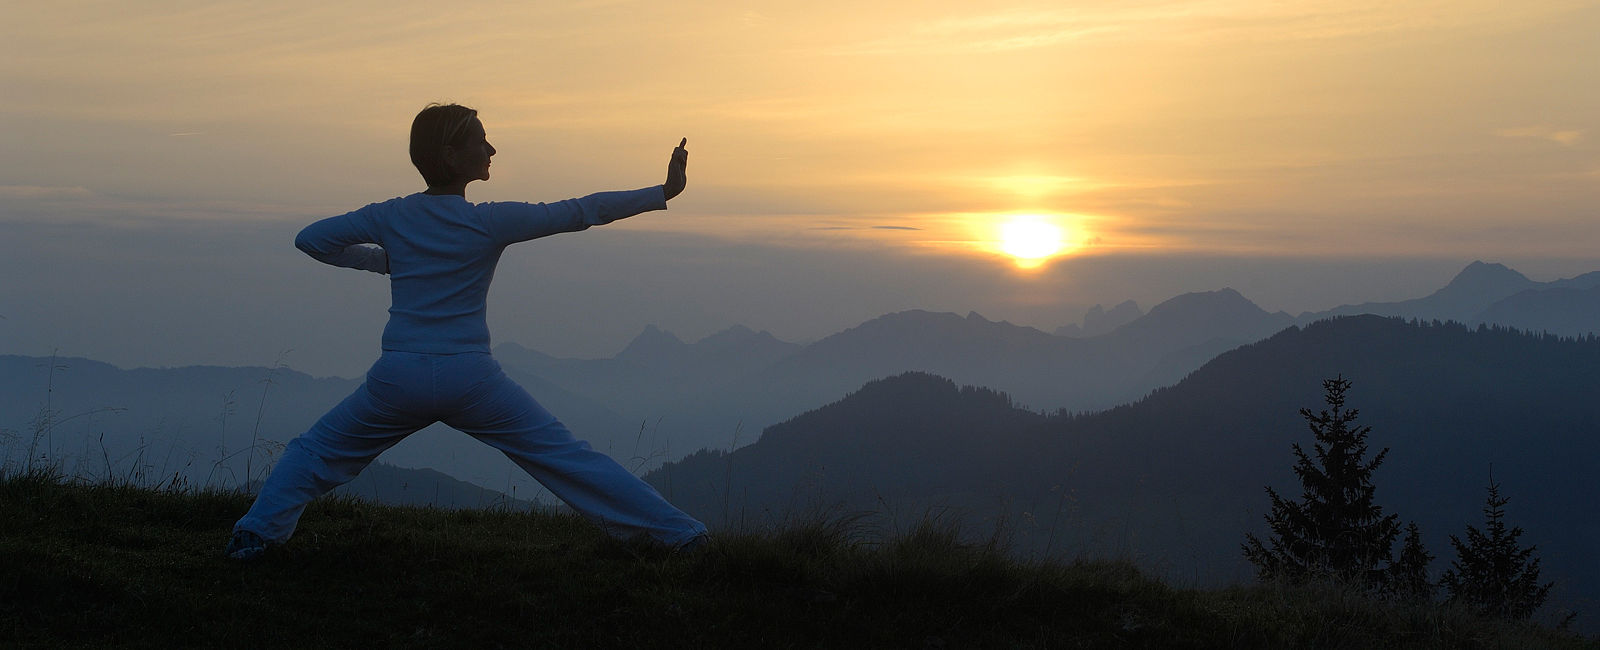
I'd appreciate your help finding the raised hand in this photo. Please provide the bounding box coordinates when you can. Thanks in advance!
[664,137,688,201]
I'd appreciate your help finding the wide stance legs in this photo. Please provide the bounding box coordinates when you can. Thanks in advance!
[232,351,706,548]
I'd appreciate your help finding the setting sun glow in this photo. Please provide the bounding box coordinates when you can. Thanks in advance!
[998,215,1068,269]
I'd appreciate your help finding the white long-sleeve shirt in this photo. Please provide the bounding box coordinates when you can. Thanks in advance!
[294,186,668,354]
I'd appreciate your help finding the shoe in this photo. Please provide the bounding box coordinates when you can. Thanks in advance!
[674,533,710,554]
[226,530,268,561]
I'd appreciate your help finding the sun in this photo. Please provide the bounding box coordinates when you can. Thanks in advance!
[997,215,1068,269]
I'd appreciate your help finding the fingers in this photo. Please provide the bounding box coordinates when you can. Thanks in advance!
[671,138,688,166]
[664,138,688,201]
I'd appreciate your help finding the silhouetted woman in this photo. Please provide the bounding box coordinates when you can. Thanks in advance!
[226,104,706,559]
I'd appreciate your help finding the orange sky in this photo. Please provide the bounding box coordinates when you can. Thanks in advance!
[5,1,1596,269]
[3,2,1600,373]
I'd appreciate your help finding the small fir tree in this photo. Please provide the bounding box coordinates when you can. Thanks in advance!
[1440,476,1551,620]
[1242,376,1401,588]
[1386,522,1435,602]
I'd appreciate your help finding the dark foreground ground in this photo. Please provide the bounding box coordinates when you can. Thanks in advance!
[2,471,1594,649]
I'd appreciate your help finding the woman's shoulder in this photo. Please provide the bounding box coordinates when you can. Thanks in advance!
[366,192,473,213]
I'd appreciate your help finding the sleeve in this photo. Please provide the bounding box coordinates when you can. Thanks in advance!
[487,186,668,245]
[294,205,390,275]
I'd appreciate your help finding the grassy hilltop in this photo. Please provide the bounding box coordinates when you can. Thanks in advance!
[2,471,1593,649]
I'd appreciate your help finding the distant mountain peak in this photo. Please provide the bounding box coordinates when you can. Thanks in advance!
[1296,261,1548,324]
[1446,261,1530,291]
[702,324,755,339]
[1111,288,1291,343]
[637,323,683,342]
[1421,261,1538,314]
[1144,288,1253,316]
[615,324,686,362]
[854,309,1042,334]
[1058,300,1143,337]
[694,325,798,353]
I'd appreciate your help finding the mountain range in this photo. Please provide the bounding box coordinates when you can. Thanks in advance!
[492,261,1600,459]
[1297,260,1600,334]
[643,315,1600,624]
[493,287,1296,458]
[5,260,1597,516]
[0,355,616,505]
[1054,299,1143,337]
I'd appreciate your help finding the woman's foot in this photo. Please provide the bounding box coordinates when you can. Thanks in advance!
[225,530,268,561]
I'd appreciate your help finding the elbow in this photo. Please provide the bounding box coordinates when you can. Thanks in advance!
[293,228,319,255]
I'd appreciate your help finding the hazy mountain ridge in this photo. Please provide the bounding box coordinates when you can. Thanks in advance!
[486,261,1597,459]
[1055,299,1143,337]
[650,372,1049,520]
[615,324,800,370]
[1094,288,1295,396]
[645,316,1600,625]
[1475,284,1600,338]
[330,461,536,510]
[9,261,1596,517]
[1299,261,1535,322]
[496,290,1297,455]
[1299,261,1600,333]
[0,354,620,505]
[0,354,355,479]
[495,325,801,413]
[1108,289,1291,342]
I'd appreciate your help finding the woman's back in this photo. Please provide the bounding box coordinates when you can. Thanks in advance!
[294,188,667,355]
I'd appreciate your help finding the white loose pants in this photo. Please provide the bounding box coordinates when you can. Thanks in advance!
[233,351,706,547]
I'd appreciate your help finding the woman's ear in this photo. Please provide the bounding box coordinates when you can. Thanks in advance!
[439,144,460,174]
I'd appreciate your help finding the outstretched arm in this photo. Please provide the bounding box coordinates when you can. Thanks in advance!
[489,138,690,244]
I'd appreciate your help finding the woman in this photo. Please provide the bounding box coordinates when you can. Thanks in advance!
[226,103,707,559]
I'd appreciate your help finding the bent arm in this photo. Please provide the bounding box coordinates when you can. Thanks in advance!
[488,185,668,245]
[294,211,390,275]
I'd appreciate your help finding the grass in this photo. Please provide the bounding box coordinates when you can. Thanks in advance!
[2,470,1594,649]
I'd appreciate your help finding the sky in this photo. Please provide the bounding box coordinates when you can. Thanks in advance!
[3,1,1598,378]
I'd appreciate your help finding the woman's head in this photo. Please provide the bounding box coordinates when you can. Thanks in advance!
[410,103,495,189]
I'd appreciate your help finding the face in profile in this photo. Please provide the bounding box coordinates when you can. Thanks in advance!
[448,118,496,184]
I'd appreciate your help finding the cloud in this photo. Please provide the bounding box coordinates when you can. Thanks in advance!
[827,9,1123,55]
[1494,126,1585,147]
[0,185,92,199]
[825,0,1593,57]
[805,224,921,232]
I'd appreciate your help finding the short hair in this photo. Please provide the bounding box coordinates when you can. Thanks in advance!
[409,103,479,188]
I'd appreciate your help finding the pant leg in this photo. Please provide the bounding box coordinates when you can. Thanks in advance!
[445,360,707,547]
[233,357,429,543]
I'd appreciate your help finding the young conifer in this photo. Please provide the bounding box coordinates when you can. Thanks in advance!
[1440,475,1551,620]
[1242,376,1401,589]
[1386,522,1435,602]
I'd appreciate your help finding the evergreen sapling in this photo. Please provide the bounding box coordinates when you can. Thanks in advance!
[1242,376,1402,590]
[1440,475,1551,620]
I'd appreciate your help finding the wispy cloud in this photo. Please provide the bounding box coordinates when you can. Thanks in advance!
[826,0,1592,56]
[827,8,1127,55]
[808,225,922,231]
[1494,126,1585,147]
[0,185,92,199]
